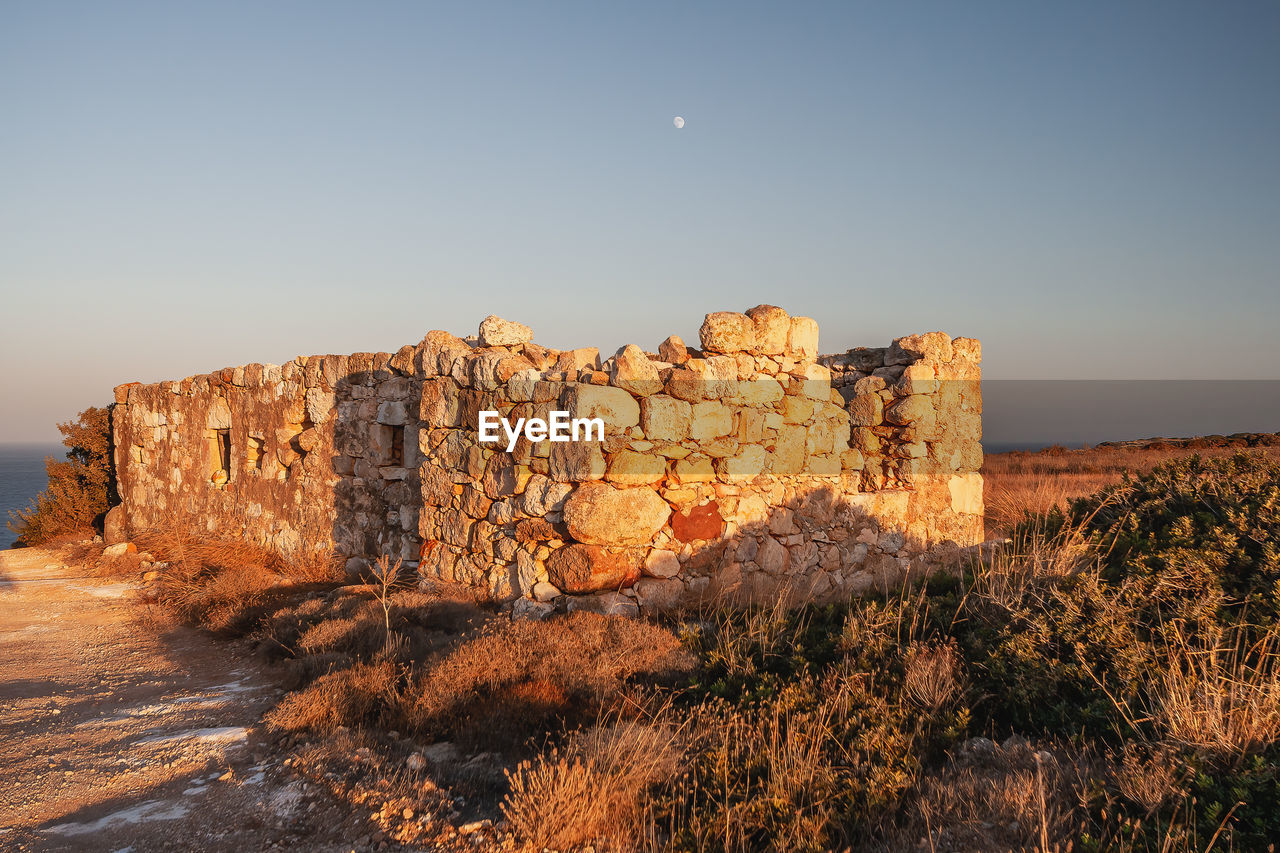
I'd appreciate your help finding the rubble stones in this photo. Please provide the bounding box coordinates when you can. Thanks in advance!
[699,312,757,354]
[477,315,534,347]
[658,335,689,365]
[611,345,664,396]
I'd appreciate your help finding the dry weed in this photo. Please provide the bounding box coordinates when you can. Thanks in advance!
[967,514,1099,612]
[400,612,692,746]
[1150,628,1280,760]
[903,641,961,711]
[503,721,681,851]
[265,660,399,734]
[890,740,1092,853]
[1115,743,1185,814]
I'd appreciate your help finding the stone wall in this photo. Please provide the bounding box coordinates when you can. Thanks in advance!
[112,306,983,615]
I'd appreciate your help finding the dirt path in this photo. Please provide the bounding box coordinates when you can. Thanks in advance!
[0,547,355,852]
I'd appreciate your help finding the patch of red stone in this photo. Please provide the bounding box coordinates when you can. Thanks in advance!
[671,500,725,542]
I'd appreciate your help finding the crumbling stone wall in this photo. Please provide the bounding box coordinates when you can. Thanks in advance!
[112,306,983,614]
[113,360,343,555]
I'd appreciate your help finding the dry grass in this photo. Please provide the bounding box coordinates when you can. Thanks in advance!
[265,660,400,733]
[261,598,694,761]
[982,443,1280,535]
[903,641,961,711]
[1115,743,1186,815]
[966,511,1100,612]
[502,721,682,851]
[132,529,343,632]
[652,672,879,853]
[887,740,1094,853]
[400,612,695,748]
[1148,628,1280,761]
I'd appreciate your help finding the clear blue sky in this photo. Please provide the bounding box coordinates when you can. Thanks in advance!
[2,1,1278,441]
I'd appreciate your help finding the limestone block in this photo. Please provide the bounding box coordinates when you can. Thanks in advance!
[634,577,686,611]
[699,311,756,354]
[548,440,606,482]
[770,424,807,475]
[783,396,814,425]
[884,394,934,426]
[207,398,232,430]
[658,335,689,365]
[734,377,784,407]
[611,344,663,396]
[512,598,555,621]
[787,316,819,359]
[458,485,491,519]
[522,476,573,515]
[745,305,791,355]
[421,466,454,506]
[737,409,765,443]
[841,448,866,471]
[757,537,788,573]
[666,356,737,402]
[606,450,666,486]
[890,332,953,365]
[644,549,681,578]
[797,363,832,400]
[895,363,939,396]
[690,401,733,440]
[640,395,691,442]
[481,453,519,499]
[854,376,887,395]
[506,368,541,402]
[949,472,983,515]
[552,347,600,373]
[419,379,460,427]
[952,337,981,364]
[478,315,533,347]
[377,400,409,426]
[562,383,640,431]
[103,505,126,545]
[415,331,461,376]
[563,482,670,546]
[717,445,766,481]
[673,456,715,483]
[532,580,561,602]
[566,592,640,618]
[546,544,641,593]
[804,419,840,457]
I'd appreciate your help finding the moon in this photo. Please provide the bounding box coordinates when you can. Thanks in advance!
[673,116,685,129]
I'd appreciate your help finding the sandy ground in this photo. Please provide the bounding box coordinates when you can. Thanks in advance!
[0,547,372,853]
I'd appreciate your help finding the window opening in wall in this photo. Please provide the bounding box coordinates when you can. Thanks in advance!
[370,423,406,468]
[207,428,231,486]
[389,425,404,467]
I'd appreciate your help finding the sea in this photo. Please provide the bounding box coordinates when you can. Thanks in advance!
[0,443,62,549]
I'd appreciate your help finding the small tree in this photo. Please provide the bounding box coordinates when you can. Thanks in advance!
[7,406,117,547]
[367,554,405,657]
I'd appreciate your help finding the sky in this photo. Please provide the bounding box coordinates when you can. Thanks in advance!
[2,1,1278,442]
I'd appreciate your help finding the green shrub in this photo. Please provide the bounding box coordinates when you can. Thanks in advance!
[1073,453,1280,636]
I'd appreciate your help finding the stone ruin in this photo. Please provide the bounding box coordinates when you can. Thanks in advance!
[111,306,983,616]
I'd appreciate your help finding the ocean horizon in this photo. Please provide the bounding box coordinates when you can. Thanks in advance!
[0,443,63,549]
